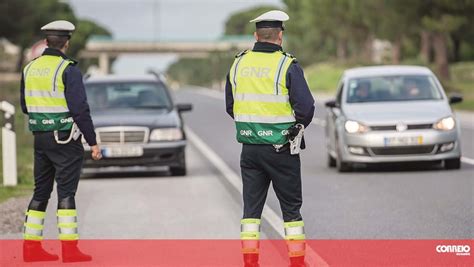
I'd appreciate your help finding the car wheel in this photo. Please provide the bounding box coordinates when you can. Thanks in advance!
[336,142,352,172]
[170,166,186,176]
[170,150,186,176]
[337,159,352,172]
[444,158,461,170]
[328,154,336,168]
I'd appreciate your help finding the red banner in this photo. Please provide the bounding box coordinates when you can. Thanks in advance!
[1,240,472,266]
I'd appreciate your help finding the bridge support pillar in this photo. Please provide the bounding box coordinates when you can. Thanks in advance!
[98,52,110,74]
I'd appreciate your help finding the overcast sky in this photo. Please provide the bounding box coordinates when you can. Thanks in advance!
[68,0,282,74]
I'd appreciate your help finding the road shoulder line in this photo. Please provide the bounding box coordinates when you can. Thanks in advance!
[185,126,329,267]
[461,157,474,165]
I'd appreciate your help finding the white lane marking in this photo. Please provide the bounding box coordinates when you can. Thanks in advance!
[461,157,474,165]
[185,126,329,267]
[311,118,326,127]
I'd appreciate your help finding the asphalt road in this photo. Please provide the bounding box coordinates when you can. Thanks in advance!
[175,87,474,239]
[0,143,251,239]
[2,87,471,244]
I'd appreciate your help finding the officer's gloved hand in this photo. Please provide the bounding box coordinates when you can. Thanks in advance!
[287,124,303,141]
[287,124,305,150]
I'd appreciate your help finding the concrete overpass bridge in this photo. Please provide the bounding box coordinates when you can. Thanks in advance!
[79,35,254,74]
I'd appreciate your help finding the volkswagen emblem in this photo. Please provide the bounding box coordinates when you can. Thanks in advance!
[396,122,407,132]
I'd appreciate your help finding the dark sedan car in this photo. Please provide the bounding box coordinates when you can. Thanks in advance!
[82,74,192,176]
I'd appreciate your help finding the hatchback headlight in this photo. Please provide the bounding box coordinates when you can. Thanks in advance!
[433,116,455,131]
[149,128,183,141]
[344,120,369,134]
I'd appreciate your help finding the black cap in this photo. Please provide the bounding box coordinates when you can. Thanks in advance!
[43,30,72,38]
[256,21,284,30]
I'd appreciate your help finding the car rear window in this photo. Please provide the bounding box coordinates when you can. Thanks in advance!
[346,75,443,103]
[85,82,172,110]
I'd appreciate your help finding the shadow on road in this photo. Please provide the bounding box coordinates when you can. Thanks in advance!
[80,171,184,179]
[347,161,471,173]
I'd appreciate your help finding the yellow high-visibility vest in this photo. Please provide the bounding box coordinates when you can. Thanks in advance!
[23,55,74,131]
[229,50,295,144]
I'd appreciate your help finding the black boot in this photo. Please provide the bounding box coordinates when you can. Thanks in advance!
[61,240,92,263]
[23,240,59,262]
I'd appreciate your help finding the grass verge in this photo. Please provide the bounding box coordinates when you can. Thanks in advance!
[304,62,347,93]
[0,184,32,203]
[0,80,34,203]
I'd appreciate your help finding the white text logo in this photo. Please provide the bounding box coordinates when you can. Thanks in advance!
[240,67,271,78]
[257,130,273,136]
[60,117,74,123]
[240,130,253,136]
[42,119,55,125]
[436,245,470,256]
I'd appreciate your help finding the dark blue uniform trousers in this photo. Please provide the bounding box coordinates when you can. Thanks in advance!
[30,131,84,210]
[240,144,303,222]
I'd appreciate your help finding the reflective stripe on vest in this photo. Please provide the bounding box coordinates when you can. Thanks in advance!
[23,55,73,132]
[229,51,295,145]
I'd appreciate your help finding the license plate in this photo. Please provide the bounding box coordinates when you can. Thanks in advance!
[383,136,423,146]
[101,146,143,158]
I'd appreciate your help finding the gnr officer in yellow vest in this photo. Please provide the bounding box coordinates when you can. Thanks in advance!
[20,20,101,263]
[225,10,315,267]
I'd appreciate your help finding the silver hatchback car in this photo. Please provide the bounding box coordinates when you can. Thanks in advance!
[325,66,463,172]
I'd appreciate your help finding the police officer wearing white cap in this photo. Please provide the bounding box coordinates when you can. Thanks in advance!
[225,10,314,267]
[20,20,101,262]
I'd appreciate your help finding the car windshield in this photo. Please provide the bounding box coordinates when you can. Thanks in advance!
[85,82,172,110]
[346,75,443,103]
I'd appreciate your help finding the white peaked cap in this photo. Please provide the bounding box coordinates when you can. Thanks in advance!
[249,10,289,23]
[41,20,75,32]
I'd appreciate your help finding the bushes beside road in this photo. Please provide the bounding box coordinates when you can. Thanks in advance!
[304,61,474,111]
[445,62,474,110]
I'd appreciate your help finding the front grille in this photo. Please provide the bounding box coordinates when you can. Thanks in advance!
[370,123,433,131]
[99,131,121,143]
[124,131,147,142]
[370,125,396,131]
[97,127,148,144]
[369,145,436,156]
[407,124,433,130]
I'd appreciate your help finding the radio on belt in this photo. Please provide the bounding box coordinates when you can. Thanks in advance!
[289,123,304,155]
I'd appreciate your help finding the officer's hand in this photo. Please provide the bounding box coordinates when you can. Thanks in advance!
[91,145,102,160]
[287,124,302,140]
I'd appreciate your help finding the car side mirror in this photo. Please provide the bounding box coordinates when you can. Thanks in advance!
[325,100,338,108]
[449,94,463,105]
[176,103,193,112]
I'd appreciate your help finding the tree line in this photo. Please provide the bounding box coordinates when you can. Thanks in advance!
[282,0,474,80]
[168,0,474,85]
[0,0,111,72]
